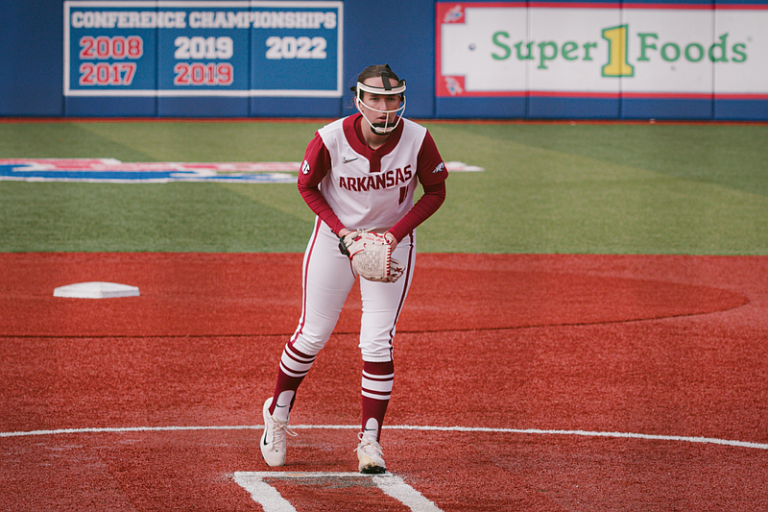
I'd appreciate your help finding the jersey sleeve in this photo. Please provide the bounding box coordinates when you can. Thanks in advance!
[387,130,448,242]
[297,132,347,236]
[415,130,448,187]
[387,181,446,242]
[298,132,332,188]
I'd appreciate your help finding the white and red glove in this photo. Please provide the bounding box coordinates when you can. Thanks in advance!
[339,229,404,283]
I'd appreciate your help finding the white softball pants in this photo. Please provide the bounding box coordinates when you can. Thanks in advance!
[290,218,416,362]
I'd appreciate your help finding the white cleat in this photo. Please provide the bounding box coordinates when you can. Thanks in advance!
[260,397,297,467]
[356,433,386,474]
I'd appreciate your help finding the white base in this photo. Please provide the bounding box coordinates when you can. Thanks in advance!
[53,282,140,299]
[446,161,484,172]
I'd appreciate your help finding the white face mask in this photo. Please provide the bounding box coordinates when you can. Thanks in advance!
[355,80,407,135]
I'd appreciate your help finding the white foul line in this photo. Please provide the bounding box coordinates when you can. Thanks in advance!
[373,473,443,512]
[234,472,297,512]
[1,424,767,450]
[233,472,442,512]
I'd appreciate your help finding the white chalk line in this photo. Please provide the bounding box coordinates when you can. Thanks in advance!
[234,472,443,512]
[1,424,767,450]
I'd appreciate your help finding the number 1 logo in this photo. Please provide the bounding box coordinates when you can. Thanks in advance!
[602,25,634,78]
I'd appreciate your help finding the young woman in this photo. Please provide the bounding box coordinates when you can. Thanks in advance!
[261,64,448,474]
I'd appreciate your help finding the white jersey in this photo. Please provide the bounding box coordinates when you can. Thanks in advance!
[299,114,445,233]
[318,116,426,231]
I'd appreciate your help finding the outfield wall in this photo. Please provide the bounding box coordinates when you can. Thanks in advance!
[1,0,767,120]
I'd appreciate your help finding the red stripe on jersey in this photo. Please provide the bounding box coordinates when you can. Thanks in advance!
[346,114,404,157]
[343,114,405,174]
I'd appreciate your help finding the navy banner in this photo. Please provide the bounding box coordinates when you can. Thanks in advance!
[64,1,343,98]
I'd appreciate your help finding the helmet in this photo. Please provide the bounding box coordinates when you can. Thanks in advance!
[352,64,406,135]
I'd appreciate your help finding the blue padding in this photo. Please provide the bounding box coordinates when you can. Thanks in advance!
[714,100,768,121]
[158,98,249,118]
[621,98,713,120]
[343,0,435,119]
[435,97,527,119]
[250,97,343,118]
[0,1,63,115]
[65,97,157,117]
[529,97,620,120]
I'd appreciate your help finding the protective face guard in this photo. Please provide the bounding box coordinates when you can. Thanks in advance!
[355,79,407,135]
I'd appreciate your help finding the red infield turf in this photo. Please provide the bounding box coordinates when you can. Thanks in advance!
[1,252,767,511]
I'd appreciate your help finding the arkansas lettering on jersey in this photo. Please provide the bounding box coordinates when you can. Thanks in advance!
[339,165,413,192]
[299,113,446,232]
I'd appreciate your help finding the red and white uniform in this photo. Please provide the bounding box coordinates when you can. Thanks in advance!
[290,113,447,362]
[266,112,446,446]
[300,113,447,239]
[303,113,446,234]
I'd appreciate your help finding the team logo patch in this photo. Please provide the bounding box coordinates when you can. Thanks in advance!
[433,162,446,174]
[301,160,310,175]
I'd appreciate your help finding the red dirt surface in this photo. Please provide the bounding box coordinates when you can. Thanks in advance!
[1,252,767,511]
[0,253,748,337]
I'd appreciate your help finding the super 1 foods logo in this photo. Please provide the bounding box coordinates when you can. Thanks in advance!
[491,25,748,77]
[437,4,765,97]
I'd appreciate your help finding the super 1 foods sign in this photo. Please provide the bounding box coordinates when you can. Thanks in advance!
[436,3,768,99]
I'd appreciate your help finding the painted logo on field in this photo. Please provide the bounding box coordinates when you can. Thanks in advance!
[0,159,298,183]
[0,159,482,183]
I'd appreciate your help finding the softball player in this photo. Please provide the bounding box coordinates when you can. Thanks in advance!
[260,64,448,473]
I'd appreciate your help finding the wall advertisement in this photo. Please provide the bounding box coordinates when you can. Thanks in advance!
[64,0,343,98]
[436,2,768,99]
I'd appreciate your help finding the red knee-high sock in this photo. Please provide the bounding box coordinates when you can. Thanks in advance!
[269,342,316,420]
[361,361,394,442]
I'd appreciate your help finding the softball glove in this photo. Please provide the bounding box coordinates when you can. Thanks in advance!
[339,229,404,283]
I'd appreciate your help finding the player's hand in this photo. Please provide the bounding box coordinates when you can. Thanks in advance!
[339,229,397,254]
[384,232,398,252]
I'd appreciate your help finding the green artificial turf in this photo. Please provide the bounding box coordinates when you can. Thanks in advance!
[1,120,766,254]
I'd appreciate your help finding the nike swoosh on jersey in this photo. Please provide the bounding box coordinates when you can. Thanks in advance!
[343,156,358,163]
